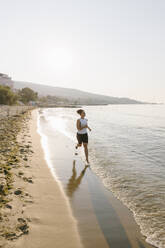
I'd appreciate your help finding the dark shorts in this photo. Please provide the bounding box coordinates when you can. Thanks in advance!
[76,132,88,144]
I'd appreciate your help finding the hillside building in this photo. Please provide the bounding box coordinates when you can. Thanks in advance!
[0,73,14,88]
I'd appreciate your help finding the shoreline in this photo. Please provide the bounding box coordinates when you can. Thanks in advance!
[0,107,158,248]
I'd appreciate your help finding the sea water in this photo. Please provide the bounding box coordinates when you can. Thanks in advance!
[38,104,165,248]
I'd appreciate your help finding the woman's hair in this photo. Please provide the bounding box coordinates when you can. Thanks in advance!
[77,109,84,115]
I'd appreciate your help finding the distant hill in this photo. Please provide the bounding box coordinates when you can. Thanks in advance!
[14,81,146,105]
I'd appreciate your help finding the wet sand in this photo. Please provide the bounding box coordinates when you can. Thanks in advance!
[39,112,157,248]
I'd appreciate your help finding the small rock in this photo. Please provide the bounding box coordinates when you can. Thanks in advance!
[20,148,25,153]
[5,204,12,209]
[5,232,16,239]
[18,171,24,176]
[18,217,26,223]
[18,223,29,234]
[23,177,33,183]
[14,189,22,195]
[25,145,30,148]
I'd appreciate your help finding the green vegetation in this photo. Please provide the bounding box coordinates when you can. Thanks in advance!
[0,85,38,105]
[38,95,69,106]
[0,85,17,105]
[18,87,38,104]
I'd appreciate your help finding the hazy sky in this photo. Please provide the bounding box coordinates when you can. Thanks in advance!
[0,0,165,102]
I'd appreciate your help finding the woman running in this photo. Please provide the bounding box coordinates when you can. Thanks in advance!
[75,109,91,164]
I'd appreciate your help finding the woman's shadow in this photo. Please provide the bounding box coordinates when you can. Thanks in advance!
[66,160,89,198]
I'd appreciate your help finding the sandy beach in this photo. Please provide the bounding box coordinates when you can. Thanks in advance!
[0,108,157,248]
[0,108,82,248]
[13,109,83,248]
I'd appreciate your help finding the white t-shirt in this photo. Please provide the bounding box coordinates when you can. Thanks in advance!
[77,118,88,134]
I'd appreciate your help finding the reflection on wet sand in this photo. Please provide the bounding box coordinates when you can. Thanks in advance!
[66,160,88,198]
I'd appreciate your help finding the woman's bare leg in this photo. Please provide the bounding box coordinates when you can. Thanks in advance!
[75,143,82,155]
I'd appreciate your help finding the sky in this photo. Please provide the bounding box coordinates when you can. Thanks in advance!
[0,0,165,103]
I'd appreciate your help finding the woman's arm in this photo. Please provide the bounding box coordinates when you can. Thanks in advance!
[87,125,92,131]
